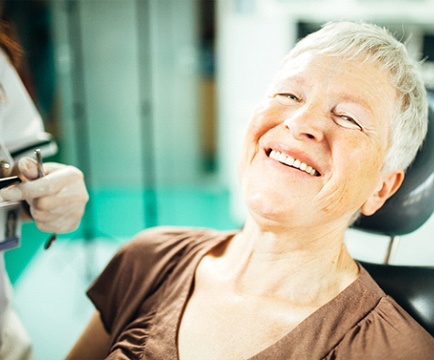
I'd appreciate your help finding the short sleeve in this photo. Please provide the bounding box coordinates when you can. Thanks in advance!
[86,227,206,338]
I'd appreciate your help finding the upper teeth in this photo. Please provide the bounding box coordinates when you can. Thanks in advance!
[269,150,318,176]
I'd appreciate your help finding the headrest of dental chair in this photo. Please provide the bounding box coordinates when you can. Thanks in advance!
[353,106,434,338]
[353,106,434,236]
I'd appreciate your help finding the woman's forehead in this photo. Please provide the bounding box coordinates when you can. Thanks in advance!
[272,52,396,99]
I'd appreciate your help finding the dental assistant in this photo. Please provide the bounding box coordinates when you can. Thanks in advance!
[0,31,88,360]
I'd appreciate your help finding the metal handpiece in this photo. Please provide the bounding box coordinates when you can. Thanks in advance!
[35,149,57,249]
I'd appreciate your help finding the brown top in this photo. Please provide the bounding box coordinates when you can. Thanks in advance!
[87,227,434,359]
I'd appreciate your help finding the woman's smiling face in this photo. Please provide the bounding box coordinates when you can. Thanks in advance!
[238,52,401,231]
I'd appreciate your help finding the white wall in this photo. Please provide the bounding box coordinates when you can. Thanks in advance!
[217,0,295,220]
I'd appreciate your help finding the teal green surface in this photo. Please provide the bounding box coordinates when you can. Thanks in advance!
[5,223,85,285]
[5,186,239,284]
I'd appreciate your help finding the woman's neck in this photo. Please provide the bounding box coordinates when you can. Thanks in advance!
[212,217,359,307]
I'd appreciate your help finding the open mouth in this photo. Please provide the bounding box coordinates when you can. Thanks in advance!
[268,149,320,176]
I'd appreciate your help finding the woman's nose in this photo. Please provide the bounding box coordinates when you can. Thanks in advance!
[283,105,325,141]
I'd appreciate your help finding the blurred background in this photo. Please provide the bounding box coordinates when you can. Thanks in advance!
[1,0,434,358]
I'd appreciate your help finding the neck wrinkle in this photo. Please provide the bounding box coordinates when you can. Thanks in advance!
[222,217,358,306]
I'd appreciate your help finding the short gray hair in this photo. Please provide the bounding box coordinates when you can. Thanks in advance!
[284,21,428,173]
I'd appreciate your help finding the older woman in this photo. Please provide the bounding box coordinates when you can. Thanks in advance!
[67,21,434,359]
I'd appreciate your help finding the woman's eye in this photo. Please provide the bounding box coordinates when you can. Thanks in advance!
[336,114,362,130]
[273,93,300,106]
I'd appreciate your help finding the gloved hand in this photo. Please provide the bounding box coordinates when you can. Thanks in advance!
[0,157,89,234]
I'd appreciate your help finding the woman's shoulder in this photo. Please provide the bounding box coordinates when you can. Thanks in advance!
[329,267,434,358]
[115,226,235,266]
[334,296,434,358]
[122,226,226,251]
[130,225,215,243]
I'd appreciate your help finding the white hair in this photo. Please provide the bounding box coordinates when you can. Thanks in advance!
[284,21,428,173]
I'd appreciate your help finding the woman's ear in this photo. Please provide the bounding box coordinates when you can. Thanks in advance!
[361,169,405,216]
